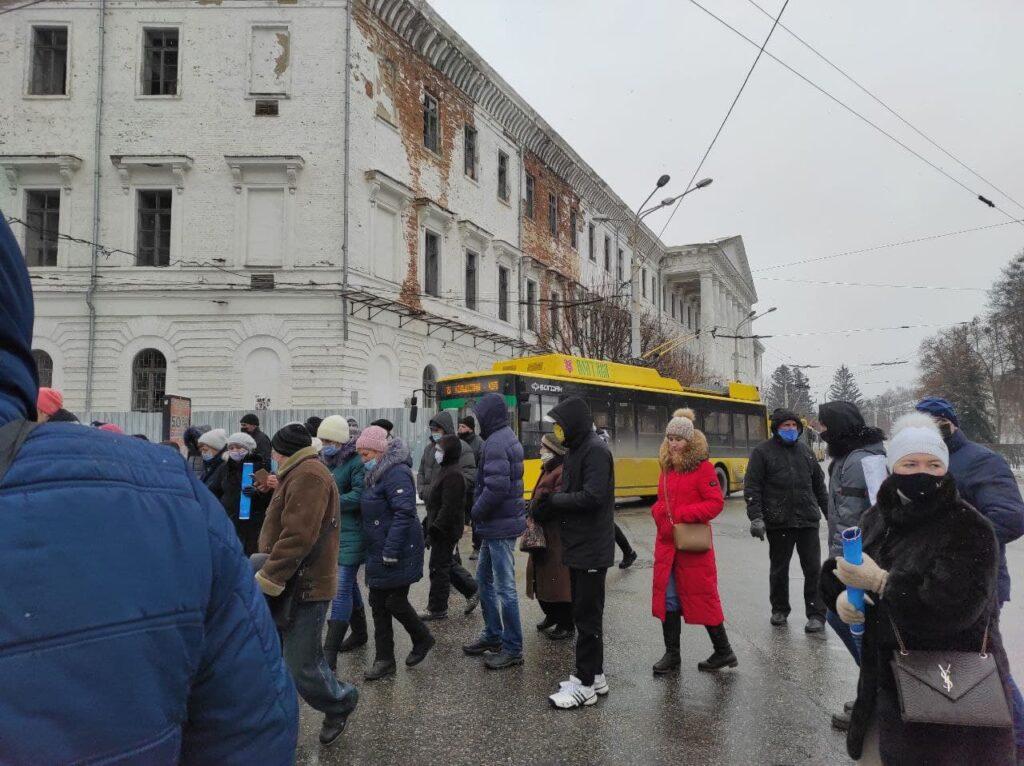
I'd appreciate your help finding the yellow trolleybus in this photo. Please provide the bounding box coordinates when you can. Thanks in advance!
[435,354,768,500]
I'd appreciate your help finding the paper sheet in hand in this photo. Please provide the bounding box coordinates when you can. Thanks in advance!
[861,455,888,506]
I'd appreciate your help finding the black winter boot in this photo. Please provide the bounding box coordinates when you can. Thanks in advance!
[323,620,348,672]
[338,607,368,653]
[698,623,738,671]
[652,613,682,675]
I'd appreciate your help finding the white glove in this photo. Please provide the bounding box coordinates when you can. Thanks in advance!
[835,590,865,626]
[836,552,888,594]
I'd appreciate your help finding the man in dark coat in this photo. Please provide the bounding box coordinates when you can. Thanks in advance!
[458,415,485,465]
[0,215,297,762]
[417,410,476,501]
[744,408,829,632]
[462,393,526,669]
[916,396,1024,758]
[537,396,615,708]
[240,412,274,463]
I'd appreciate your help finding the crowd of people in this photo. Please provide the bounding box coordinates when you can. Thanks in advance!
[3,213,1024,764]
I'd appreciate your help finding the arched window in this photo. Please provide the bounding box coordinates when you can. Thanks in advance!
[32,349,53,389]
[131,349,166,412]
[422,364,438,408]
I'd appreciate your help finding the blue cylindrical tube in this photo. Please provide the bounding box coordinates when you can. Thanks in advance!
[239,463,253,521]
[841,526,865,637]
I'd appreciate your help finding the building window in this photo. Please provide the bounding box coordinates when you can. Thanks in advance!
[641,267,647,298]
[549,291,560,337]
[526,279,538,332]
[498,265,510,322]
[617,249,624,283]
[422,364,438,407]
[547,193,557,238]
[465,250,478,311]
[131,348,166,412]
[142,28,179,96]
[525,173,535,218]
[464,125,477,179]
[423,92,439,152]
[136,190,173,267]
[424,230,440,297]
[29,27,68,96]
[570,209,578,250]
[32,349,53,388]
[588,223,595,262]
[603,235,611,272]
[671,295,677,319]
[497,151,509,202]
[653,275,658,305]
[24,189,61,267]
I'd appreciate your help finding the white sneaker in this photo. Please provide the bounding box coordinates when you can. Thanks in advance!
[559,674,609,696]
[549,680,597,709]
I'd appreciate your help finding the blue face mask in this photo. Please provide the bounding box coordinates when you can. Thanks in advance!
[364,458,378,472]
[430,432,442,443]
[322,445,340,458]
[202,453,216,463]
[778,428,799,444]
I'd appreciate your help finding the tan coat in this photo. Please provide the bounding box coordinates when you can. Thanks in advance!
[256,447,340,602]
[525,462,572,603]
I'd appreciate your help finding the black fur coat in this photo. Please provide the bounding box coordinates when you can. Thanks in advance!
[820,473,1016,764]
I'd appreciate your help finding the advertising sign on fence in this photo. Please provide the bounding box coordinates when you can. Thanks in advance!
[161,395,192,444]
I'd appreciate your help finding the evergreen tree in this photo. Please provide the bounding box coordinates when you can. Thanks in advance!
[791,367,814,418]
[764,365,795,412]
[827,365,864,407]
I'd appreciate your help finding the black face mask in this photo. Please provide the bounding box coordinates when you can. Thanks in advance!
[459,431,472,442]
[938,423,954,440]
[818,430,834,444]
[890,472,944,504]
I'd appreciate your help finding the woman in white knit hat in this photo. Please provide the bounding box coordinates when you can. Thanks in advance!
[820,413,1014,765]
[197,428,229,495]
[650,408,736,676]
[217,431,269,556]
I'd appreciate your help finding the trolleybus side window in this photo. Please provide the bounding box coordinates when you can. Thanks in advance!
[733,413,748,451]
[614,401,636,453]
[747,413,768,446]
[704,410,732,448]
[589,397,611,432]
[637,403,664,453]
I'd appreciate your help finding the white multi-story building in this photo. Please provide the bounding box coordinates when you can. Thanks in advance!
[0,0,762,412]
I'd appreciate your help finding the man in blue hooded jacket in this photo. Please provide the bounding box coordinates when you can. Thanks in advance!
[462,392,526,669]
[0,215,298,762]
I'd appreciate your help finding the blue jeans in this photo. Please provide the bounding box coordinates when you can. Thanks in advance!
[281,601,358,721]
[665,574,680,613]
[476,537,523,655]
[826,609,862,666]
[329,563,364,622]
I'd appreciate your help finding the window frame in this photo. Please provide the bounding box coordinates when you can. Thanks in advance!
[641,267,647,298]
[464,249,478,311]
[547,192,557,238]
[27,25,69,98]
[549,290,560,336]
[570,208,578,250]
[497,150,509,202]
[497,264,510,322]
[588,223,595,262]
[525,278,538,332]
[463,124,477,180]
[603,235,611,273]
[32,349,54,389]
[135,188,174,267]
[616,248,624,283]
[24,188,61,268]
[423,91,440,153]
[131,348,167,413]
[423,228,441,297]
[524,173,535,219]
[140,26,181,98]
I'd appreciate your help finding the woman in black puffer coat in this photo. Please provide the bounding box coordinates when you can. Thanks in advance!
[219,432,271,555]
[820,413,1015,765]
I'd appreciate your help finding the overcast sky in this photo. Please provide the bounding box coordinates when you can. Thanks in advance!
[431,0,1024,403]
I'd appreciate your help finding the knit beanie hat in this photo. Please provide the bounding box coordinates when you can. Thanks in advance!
[886,413,949,471]
[240,413,260,428]
[915,396,959,428]
[226,432,257,452]
[459,415,476,431]
[665,408,695,440]
[198,428,228,451]
[355,425,389,453]
[541,432,567,456]
[317,415,350,444]
[304,416,323,437]
[271,423,312,457]
[37,387,63,416]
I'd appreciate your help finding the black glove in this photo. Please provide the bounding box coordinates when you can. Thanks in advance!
[241,485,256,498]
[531,494,552,520]
[749,518,766,541]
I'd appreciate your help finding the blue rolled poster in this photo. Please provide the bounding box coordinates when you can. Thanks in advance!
[239,462,254,521]
[841,526,865,637]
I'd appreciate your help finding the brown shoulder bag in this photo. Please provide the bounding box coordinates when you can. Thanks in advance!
[661,473,712,553]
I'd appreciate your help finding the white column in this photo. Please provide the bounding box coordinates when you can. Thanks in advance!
[700,273,717,371]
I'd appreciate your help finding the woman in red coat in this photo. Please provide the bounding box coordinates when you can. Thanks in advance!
[650,408,737,675]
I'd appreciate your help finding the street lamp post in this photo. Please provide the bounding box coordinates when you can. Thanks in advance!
[732,306,777,382]
[593,177,712,361]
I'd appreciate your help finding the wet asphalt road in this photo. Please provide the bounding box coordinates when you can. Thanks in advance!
[296,497,1024,766]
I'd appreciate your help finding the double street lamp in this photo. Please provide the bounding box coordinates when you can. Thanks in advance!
[592,176,714,360]
[731,306,777,382]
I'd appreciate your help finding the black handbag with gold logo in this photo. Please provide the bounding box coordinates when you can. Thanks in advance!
[888,614,1013,728]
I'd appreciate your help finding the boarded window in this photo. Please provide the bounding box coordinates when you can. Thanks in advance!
[245,188,285,266]
[142,28,179,96]
[423,93,439,152]
[132,349,166,412]
[250,26,290,95]
[372,204,398,281]
[424,230,440,296]
[498,265,510,322]
[30,27,68,95]
[136,190,172,266]
[25,189,60,267]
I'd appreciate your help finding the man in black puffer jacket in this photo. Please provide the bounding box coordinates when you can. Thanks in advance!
[744,408,829,633]
[536,396,615,708]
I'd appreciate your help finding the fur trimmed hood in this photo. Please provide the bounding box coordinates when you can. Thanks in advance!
[659,429,710,474]
[365,436,412,487]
